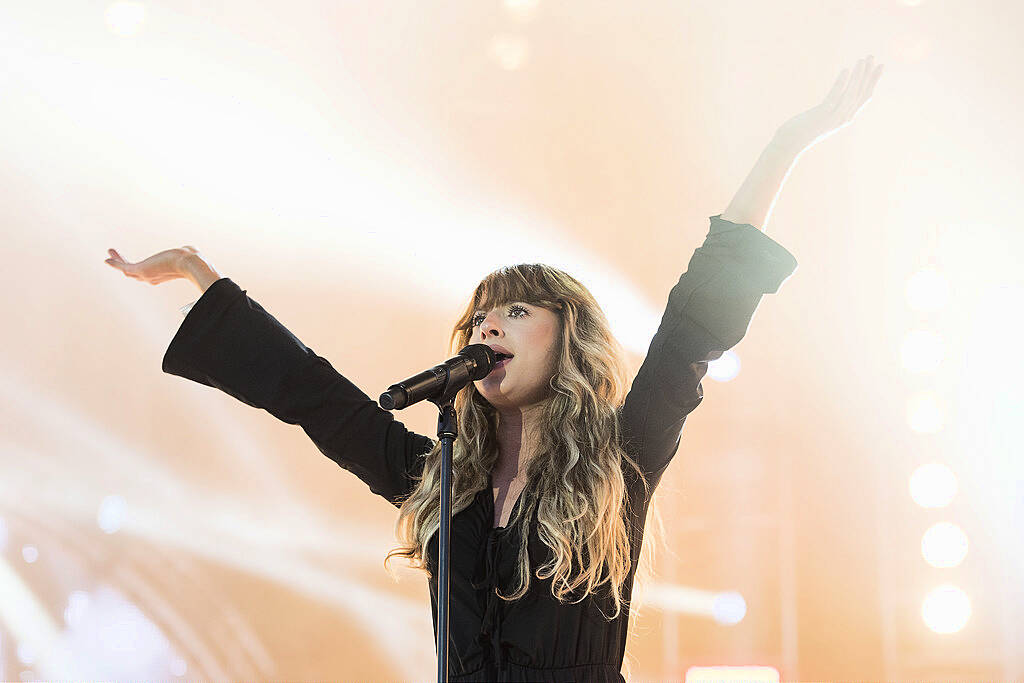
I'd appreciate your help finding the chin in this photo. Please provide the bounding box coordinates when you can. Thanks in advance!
[476,388,517,411]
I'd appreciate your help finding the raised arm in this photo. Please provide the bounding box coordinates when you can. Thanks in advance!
[162,277,434,506]
[619,216,797,488]
[722,55,884,231]
[618,55,882,489]
[105,247,432,506]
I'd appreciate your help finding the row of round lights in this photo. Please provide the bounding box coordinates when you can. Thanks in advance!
[903,268,970,634]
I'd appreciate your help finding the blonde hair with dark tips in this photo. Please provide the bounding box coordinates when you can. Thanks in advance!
[385,263,661,623]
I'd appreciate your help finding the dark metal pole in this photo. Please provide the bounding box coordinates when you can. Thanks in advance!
[380,346,496,682]
[435,400,456,683]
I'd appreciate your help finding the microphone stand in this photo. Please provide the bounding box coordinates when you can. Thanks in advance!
[427,356,476,683]
[379,344,496,682]
[430,395,457,683]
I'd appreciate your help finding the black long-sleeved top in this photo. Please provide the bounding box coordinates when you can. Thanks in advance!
[161,215,797,682]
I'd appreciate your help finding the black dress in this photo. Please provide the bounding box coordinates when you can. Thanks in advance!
[161,215,798,682]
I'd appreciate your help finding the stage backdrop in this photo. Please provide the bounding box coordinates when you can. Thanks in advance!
[1,0,1022,680]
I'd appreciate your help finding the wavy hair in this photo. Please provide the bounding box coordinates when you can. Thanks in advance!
[385,263,661,621]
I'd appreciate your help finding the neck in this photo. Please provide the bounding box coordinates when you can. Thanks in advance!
[492,402,546,481]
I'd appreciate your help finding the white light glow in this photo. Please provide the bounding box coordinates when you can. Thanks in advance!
[489,34,530,70]
[921,584,971,634]
[646,582,746,624]
[64,590,91,629]
[686,666,780,683]
[900,330,945,373]
[54,584,187,679]
[905,268,949,312]
[909,463,958,508]
[22,545,38,564]
[170,657,188,677]
[707,350,741,382]
[98,495,127,534]
[921,522,968,568]
[17,642,36,665]
[0,556,74,679]
[711,591,746,625]
[503,0,541,22]
[104,2,146,37]
[907,392,945,433]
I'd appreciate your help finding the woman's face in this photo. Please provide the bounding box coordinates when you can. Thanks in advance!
[470,300,561,411]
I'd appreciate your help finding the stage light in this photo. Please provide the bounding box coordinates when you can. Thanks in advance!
[17,642,36,665]
[711,591,746,625]
[104,1,146,37]
[905,268,949,312]
[503,0,540,22]
[64,590,90,629]
[98,495,127,534]
[909,463,957,508]
[489,34,530,70]
[644,582,746,623]
[170,657,188,677]
[22,545,39,564]
[685,665,779,682]
[921,522,968,568]
[906,391,944,433]
[707,350,741,382]
[900,329,945,373]
[921,584,971,634]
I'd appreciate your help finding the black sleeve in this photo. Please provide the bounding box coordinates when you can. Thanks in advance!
[161,277,434,507]
[619,215,798,488]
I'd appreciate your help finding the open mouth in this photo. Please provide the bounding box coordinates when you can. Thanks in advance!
[489,353,513,374]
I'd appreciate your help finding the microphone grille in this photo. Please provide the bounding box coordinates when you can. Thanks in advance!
[459,343,496,380]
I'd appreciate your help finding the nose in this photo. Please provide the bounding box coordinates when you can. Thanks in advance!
[478,312,503,339]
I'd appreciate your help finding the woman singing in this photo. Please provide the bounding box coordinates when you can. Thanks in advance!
[104,56,881,682]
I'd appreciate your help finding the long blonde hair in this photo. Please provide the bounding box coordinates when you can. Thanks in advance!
[385,263,660,620]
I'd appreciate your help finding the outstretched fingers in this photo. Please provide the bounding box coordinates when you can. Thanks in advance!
[840,55,883,122]
[105,249,135,275]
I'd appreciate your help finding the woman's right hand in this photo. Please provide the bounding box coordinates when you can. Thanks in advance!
[104,246,198,285]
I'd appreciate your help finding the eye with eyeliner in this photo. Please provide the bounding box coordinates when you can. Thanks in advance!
[471,304,529,327]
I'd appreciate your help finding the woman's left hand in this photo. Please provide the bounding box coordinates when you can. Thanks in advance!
[774,55,884,155]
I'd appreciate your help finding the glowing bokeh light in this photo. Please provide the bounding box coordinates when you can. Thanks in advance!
[503,0,541,22]
[53,584,187,679]
[900,329,945,373]
[921,584,971,634]
[707,350,741,382]
[104,1,146,37]
[921,522,968,568]
[22,545,39,563]
[0,516,7,551]
[64,590,91,629]
[170,657,188,677]
[98,495,127,534]
[909,463,958,508]
[907,391,944,434]
[711,591,747,625]
[905,268,949,312]
[488,34,530,70]
[17,642,36,665]
[645,582,744,622]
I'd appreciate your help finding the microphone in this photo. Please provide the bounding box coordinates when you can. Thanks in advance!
[379,343,508,410]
